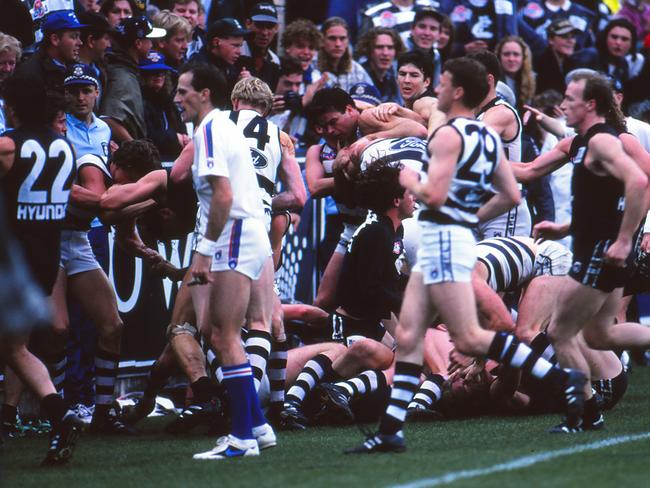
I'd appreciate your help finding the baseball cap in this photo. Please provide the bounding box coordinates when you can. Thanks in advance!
[250,3,279,23]
[349,83,381,107]
[413,7,444,25]
[42,10,87,35]
[208,18,250,40]
[77,11,115,34]
[547,18,580,37]
[114,16,166,44]
[64,63,100,88]
[139,51,175,72]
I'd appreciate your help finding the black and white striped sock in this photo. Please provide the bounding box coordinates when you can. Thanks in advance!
[45,352,67,396]
[379,362,421,437]
[488,331,567,384]
[408,374,444,410]
[268,339,288,407]
[94,348,119,418]
[245,329,272,392]
[285,354,332,406]
[335,370,386,399]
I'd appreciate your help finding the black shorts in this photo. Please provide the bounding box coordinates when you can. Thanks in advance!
[623,229,650,296]
[15,232,61,295]
[568,238,631,292]
[328,312,387,346]
[593,369,628,411]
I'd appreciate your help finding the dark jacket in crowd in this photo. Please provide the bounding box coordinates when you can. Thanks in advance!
[533,47,569,95]
[14,48,67,95]
[142,85,186,162]
[101,48,146,139]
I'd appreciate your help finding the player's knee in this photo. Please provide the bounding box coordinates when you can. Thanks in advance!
[452,330,484,357]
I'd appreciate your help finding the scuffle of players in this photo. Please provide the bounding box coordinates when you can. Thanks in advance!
[2,1,650,469]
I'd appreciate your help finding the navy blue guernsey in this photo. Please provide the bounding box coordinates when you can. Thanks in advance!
[568,123,625,241]
[3,127,75,234]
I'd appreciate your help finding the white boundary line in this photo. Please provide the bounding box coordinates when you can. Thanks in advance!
[390,432,650,488]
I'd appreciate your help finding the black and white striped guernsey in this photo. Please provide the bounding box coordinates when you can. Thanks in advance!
[419,117,502,227]
[476,237,536,292]
[360,136,428,178]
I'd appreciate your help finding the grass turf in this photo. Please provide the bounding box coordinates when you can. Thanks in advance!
[4,366,650,488]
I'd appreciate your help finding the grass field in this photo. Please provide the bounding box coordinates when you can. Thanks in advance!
[4,367,650,488]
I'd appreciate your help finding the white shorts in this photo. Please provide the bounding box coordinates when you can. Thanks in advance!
[476,198,532,240]
[334,222,361,254]
[59,230,101,276]
[209,217,271,280]
[413,223,476,285]
[534,240,573,277]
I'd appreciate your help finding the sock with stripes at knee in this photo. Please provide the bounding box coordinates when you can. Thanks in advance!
[285,354,333,407]
[268,339,288,409]
[408,373,444,410]
[45,351,67,397]
[245,329,272,392]
[94,348,119,419]
[378,361,421,437]
[221,363,255,440]
[334,370,387,400]
[487,331,567,386]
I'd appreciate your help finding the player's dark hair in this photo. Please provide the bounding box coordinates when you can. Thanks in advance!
[279,55,303,77]
[571,71,627,133]
[442,57,489,109]
[397,50,433,82]
[305,87,355,125]
[111,139,162,176]
[468,50,502,83]
[179,62,228,108]
[355,157,405,213]
[2,74,50,127]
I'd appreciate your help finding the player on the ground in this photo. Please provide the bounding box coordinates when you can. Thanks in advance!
[346,57,586,454]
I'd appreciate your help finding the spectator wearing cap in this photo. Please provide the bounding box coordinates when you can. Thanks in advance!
[15,10,85,94]
[518,0,596,51]
[100,0,137,28]
[190,17,251,103]
[404,8,443,87]
[533,17,580,94]
[318,17,373,92]
[444,0,517,55]
[64,63,111,157]
[77,11,115,109]
[152,11,192,70]
[241,2,281,90]
[570,18,644,88]
[139,51,188,161]
[282,19,323,88]
[101,16,166,141]
[396,50,433,110]
[360,0,442,45]
[0,33,21,132]
[171,0,205,59]
[356,27,404,104]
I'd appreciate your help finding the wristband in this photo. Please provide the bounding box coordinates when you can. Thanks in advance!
[195,237,218,257]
